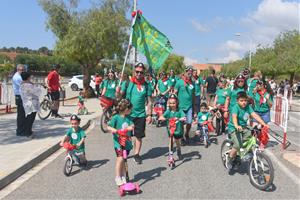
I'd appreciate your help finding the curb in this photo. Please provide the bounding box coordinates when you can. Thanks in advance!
[0,119,92,190]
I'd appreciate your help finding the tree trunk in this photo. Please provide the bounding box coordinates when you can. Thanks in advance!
[82,65,95,98]
[289,71,295,86]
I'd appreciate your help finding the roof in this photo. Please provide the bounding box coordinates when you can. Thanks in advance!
[192,63,222,72]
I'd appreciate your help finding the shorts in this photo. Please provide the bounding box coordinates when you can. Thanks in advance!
[172,134,183,139]
[115,148,131,157]
[183,107,193,124]
[132,117,146,139]
[252,111,270,124]
[206,93,216,101]
[50,91,60,101]
[230,129,252,150]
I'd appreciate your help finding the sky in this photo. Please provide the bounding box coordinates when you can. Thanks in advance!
[0,0,299,64]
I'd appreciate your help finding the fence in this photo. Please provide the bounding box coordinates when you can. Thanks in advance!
[0,82,12,113]
[270,96,289,149]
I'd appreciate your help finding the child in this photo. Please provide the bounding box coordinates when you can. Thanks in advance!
[194,102,212,148]
[227,91,269,170]
[60,114,87,166]
[107,99,134,186]
[213,80,228,135]
[159,94,186,160]
[78,91,88,115]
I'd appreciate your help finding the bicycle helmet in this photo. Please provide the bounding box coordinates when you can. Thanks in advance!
[70,114,81,122]
[185,65,193,72]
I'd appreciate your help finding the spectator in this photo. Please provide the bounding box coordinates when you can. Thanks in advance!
[192,69,204,115]
[205,69,218,106]
[47,64,62,118]
[20,72,42,138]
[12,64,26,136]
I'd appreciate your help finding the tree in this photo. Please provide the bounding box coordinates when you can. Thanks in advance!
[160,54,184,75]
[39,0,130,96]
[221,59,247,78]
[274,30,300,85]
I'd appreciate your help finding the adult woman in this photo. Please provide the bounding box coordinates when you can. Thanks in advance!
[224,74,248,118]
[101,70,119,99]
[20,72,42,138]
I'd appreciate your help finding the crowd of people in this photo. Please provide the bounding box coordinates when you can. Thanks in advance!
[11,62,278,186]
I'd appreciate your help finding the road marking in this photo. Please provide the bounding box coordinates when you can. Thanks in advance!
[0,121,96,200]
[265,149,300,186]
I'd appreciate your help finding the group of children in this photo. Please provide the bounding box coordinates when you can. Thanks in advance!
[61,69,271,186]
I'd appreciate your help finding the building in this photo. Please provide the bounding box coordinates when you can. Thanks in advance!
[192,63,223,73]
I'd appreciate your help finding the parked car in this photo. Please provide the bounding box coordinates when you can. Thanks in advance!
[68,75,95,91]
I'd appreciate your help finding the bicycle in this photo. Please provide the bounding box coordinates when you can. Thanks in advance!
[38,84,53,120]
[61,142,85,176]
[99,96,115,133]
[220,126,274,191]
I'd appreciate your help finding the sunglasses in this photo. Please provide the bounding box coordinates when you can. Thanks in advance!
[135,70,144,75]
[237,80,244,83]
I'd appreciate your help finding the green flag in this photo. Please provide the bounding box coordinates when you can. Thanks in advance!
[132,13,173,71]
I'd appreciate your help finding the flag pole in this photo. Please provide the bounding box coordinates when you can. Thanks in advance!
[118,0,137,87]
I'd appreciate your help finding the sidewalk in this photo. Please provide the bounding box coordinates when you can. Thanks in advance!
[0,98,102,189]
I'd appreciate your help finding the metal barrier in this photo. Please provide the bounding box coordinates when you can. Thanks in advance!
[270,96,289,149]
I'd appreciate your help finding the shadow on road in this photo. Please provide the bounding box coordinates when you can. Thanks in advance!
[131,166,167,186]
[141,147,169,160]
[173,151,202,169]
[86,159,109,170]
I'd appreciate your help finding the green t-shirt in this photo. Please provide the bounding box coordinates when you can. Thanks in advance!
[227,87,246,112]
[174,79,195,111]
[168,76,178,87]
[215,88,228,105]
[251,92,273,113]
[247,78,258,96]
[147,78,156,95]
[194,77,204,96]
[100,79,106,89]
[78,95,84,103]
[108,114,133,150]
[197,112,211,124]
[157,79,169,95]
[163,109,185,137]
[104,79,118,99]
[66,127,86,153]
[228,104,254,133]
[121,81,151,118]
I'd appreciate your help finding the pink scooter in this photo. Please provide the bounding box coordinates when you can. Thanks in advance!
[115,130,141,197]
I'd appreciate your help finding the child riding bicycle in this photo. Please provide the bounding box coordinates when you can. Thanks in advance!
[107,99,134,186]
[60,114,87,167]
[77,91,88,115]
[227,91,268,170]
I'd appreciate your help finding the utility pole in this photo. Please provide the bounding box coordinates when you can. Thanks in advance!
[133,0,137,64]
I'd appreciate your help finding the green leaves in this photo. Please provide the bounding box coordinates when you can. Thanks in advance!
[160,54,184,75]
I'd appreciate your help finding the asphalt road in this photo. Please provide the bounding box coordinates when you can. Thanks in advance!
[4,119,300,199]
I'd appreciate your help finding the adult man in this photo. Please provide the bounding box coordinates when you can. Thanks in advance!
[121,63,152,164]
[174,66,195,145]
[47,64,62,118]
[12,64,26,136]
[205,69,218,106]
[192,69,204,115]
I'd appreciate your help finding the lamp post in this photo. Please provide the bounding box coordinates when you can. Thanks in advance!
[235,33,253,70]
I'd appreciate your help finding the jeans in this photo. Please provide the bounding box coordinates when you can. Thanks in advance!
[15,95,26,136]
[193,95,201,116]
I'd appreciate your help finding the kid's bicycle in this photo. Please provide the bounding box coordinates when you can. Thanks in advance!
[220,126,274,191]
[61,142,85,176]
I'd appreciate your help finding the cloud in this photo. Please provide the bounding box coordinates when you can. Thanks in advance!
[212,52,241,63]
[241,0,299,45]
[189,19,210,33]
[219,40,244,51]
[184,56,199,65]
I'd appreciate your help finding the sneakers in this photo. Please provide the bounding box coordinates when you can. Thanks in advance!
[177,148,183,160]
[134,154,142,164]
[115,176,123,186]
[121,176,127,184]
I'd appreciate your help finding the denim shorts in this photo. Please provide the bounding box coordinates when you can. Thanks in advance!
[183,107,193,124]
[252,111,270,123]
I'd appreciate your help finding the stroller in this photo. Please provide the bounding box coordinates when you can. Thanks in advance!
[152,95,167,127]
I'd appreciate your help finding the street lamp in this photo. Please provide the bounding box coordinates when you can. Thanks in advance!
[235,33,253,70]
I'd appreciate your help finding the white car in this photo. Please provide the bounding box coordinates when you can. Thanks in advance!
[68,75,95,91]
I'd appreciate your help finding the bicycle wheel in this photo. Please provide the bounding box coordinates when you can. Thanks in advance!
[248,152,274,190]
[220,139,232,169]
[100,109,112,133]
[38,100,52,120]
[63,157,72,176]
